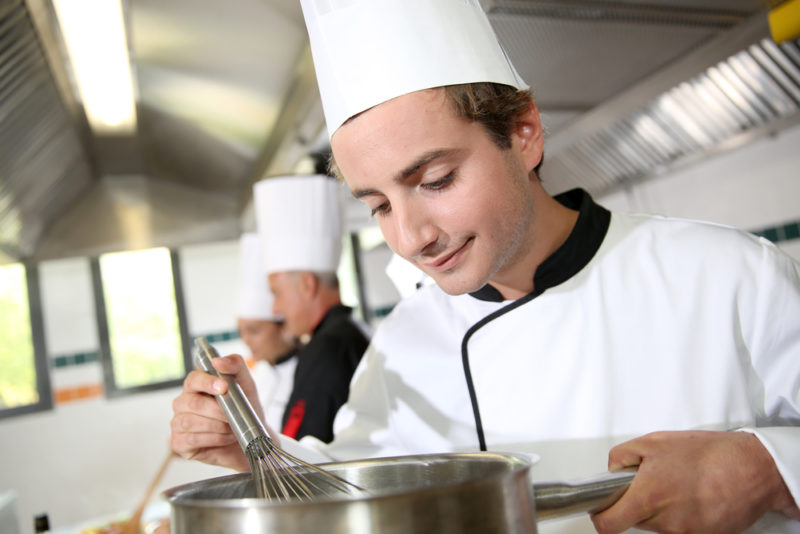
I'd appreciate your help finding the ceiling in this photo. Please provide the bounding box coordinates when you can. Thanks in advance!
[1,0,798,264]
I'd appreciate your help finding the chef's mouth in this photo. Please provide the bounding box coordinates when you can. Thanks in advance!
[423,237,474,272]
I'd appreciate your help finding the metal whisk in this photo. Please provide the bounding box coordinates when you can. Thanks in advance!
[192,336,365,501]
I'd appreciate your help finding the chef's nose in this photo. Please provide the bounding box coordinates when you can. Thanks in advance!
[392,202,438,259]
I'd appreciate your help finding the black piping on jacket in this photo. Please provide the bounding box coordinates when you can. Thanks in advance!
[460,189,611,451]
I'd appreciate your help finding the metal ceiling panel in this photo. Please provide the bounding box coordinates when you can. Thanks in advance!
[524,0,783,12]
[488,1,745,110]
[131,0,308,159]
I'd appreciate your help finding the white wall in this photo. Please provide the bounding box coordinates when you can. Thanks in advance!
[180,240,241,338]
[0,389,232,532]
[596,123,800,262]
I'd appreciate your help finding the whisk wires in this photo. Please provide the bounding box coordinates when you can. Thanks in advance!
[246,435,364,501]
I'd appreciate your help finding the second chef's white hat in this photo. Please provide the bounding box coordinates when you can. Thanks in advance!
[237,232,280,320]
[253,175,344,275]
[300,0,528,139]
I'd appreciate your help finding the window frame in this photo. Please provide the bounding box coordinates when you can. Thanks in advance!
[348,231,372,324]
[0,262,53,419]
[91,249,192,398]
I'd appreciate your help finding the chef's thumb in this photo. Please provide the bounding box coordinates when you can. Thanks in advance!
[607,441,644,472]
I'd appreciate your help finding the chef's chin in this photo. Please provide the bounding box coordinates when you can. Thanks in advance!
[429,271,488,296]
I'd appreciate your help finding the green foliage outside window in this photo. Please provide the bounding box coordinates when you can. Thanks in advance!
[99,248,185,388]
[0,264,37,408]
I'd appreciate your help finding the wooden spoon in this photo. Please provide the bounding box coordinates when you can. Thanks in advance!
[121,450,174,534]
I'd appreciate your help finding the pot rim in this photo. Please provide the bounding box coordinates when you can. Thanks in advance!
[164,451,536,509]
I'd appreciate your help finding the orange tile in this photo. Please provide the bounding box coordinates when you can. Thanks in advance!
[54,383,104,404]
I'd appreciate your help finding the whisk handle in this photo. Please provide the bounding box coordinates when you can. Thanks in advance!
[192,337,270,453]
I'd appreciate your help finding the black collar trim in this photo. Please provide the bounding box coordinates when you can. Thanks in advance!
[275,350,297,366]
[469,189,611,303]
[313,304,352,334]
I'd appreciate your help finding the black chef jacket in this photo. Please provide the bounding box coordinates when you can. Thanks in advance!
[281,305,369,443]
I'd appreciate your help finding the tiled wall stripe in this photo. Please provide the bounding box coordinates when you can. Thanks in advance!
[54,383,104,404]
[49,331,240,369]
[53,351,99,368]
[202,330,241,343]
[752,220,800,244]
[372,306,395,318]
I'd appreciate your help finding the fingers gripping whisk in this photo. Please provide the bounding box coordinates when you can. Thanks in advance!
[192,337,364,501]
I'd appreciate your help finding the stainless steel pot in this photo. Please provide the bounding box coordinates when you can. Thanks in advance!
[164,452,634,534]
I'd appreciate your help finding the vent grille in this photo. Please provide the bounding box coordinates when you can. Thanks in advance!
[0,0,91,259]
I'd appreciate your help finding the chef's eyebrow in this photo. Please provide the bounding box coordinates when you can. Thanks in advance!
[352,148,454,199]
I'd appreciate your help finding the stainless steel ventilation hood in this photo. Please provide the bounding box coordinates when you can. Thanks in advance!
[536,9,800,196]
[1,0,798,264]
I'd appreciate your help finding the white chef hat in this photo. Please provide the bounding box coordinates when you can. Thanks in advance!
[253,175,344,275]
[300,0,528,139]
[237,232,280,321]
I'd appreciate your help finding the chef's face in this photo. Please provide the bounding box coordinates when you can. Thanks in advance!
[331,89,544,296]
[237,318,293,365]
[267,272,312,338]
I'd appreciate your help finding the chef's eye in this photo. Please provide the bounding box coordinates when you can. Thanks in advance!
[370,201,391,217]
[423,171,455,191]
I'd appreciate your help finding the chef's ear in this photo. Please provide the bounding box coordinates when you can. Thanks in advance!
[513,99,544,173]
[297,271,319,298]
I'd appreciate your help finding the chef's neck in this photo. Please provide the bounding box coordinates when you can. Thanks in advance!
[488,191,579,301]
[301,284,342,336]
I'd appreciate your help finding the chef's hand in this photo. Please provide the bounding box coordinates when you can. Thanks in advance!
[170,353,268,472]
[590,430,800,534]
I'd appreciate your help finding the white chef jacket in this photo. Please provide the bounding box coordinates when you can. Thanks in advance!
[292,190,800,533]
[251,354,298,432]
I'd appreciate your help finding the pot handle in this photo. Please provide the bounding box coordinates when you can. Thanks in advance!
[532,468,636,521]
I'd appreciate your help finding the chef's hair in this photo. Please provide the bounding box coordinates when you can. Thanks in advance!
[313,271,339,290]
[443,82,533,151]
[288,270,339,290]
[328,82,542,180]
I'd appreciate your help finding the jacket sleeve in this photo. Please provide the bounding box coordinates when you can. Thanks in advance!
[742,238,800,506]
[325,341,409,460]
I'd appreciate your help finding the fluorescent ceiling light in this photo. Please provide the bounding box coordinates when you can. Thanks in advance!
[53,0,137,134]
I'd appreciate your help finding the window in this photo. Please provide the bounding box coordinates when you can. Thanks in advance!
[0,263,52,417]
[93,248,190,395]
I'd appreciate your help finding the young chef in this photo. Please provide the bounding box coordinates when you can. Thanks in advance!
[254,174,369,443]
[235,232,298,432]
[171,1,800,532]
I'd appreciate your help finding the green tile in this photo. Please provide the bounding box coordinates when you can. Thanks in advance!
[372,306,395,318]
[760,228,779,243]
[51,351,100,368]
[783,222,799,241]
[202,331,239,343]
